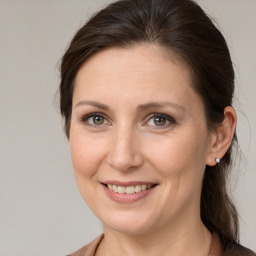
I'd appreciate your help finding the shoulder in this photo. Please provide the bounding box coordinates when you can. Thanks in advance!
[210,232,255,256]
[67,234,104,256]
[222,242,256,256]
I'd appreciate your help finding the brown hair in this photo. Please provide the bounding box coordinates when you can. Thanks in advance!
[59,0,238,248]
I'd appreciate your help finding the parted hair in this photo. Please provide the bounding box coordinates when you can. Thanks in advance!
[59,0,239,249]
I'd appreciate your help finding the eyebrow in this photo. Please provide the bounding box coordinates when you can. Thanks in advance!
[137,102,185,112]
[75,100,109,110]
[74,100,185,112]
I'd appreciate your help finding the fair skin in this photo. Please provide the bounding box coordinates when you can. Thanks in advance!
[69,44,236,256]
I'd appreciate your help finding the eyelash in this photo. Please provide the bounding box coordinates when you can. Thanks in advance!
[145,113,176,128]
[80,112,176,129]
[80,112,108,128]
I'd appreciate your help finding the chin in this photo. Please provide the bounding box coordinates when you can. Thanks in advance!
[100,212,157,235]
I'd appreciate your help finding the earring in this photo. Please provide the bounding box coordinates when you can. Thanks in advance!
[215,158,221,164]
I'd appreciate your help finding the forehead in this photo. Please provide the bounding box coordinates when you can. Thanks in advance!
[74,44,192,93]
[77,44,186,74]
[72,44,205,116]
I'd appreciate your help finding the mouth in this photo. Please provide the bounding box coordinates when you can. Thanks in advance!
[102,182,158,203]
[104,184,154,194]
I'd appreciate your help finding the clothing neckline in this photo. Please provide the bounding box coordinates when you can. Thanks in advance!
[68,232,223,256]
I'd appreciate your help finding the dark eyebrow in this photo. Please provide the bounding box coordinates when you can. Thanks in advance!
[137,102,185,112]
[74,100,109,110]
[74,100,185,112]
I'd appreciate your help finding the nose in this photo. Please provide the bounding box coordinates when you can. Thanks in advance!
[107,126,144,172]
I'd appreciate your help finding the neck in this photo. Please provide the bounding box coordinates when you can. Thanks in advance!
[97,217,212,256]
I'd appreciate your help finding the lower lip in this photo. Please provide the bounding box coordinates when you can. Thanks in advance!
[102,184,156,203]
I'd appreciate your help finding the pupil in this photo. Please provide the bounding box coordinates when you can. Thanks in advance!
[93,116,104,125]
[154,117,166,126]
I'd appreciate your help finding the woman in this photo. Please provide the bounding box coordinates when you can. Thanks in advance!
[60,0,255,255]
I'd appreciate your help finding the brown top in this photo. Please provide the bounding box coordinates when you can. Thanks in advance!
[209,232,223,256]
[67,232,255,256]
[68,233,230,256]
[67,235,104,256]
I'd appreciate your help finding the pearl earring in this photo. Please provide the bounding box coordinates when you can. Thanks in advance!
[215,158,221,164]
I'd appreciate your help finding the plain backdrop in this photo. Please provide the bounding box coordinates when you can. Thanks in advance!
[0,0,255,255]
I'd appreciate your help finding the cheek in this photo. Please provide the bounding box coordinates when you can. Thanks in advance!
[144,128,209,208]
[69,134,108,209]
[146,133,207,175]
[69,131,108,179]
[144,132,208,215]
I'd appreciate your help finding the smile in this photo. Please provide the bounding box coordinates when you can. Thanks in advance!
[103,182,157,203]
[106,184,152,194]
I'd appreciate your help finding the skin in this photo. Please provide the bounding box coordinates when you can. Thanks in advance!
[69,44,236,256]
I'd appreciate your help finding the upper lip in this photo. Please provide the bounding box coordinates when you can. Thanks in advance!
[102,180,158,186]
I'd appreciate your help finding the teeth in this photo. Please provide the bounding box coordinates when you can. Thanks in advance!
[126,186,135,194]
[113,185,118,192]
[107,184,152,194]
[135,185,142,193]
[117,186,126,194]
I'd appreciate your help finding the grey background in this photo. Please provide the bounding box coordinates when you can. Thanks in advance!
[0,0,255,255]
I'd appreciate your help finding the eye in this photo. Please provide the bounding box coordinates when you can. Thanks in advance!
[81,113,108,127]
[146,113,176,128]
[89,116,105,125]
[151,117,167,126]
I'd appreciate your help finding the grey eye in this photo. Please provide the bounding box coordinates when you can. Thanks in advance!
[146,113,176,128]
[153,117,167,126]
[85,114,107,126]
[92,116,105,125]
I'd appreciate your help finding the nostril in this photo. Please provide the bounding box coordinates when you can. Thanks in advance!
[107,152,144,171]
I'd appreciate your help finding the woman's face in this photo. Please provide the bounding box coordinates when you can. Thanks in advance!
[70,44,214,234]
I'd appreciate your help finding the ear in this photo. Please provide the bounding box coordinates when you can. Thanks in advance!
[206,106,237,166]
